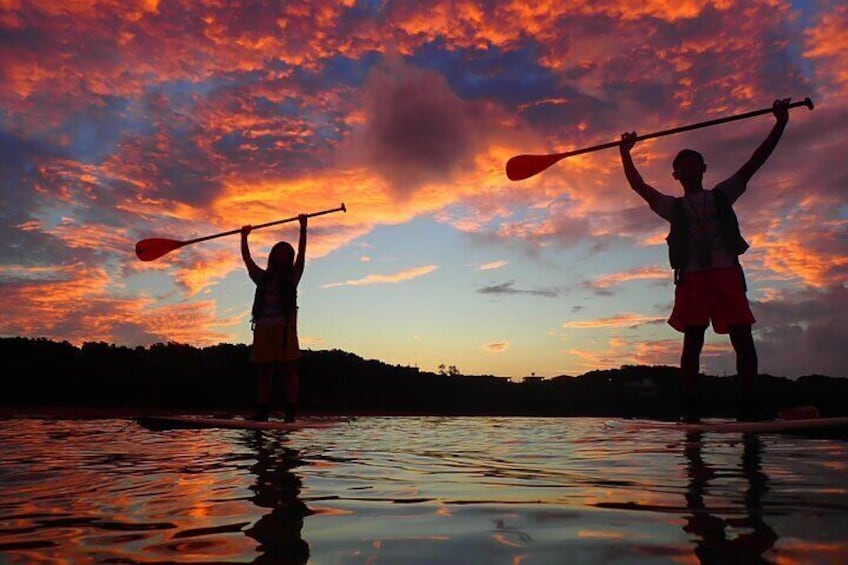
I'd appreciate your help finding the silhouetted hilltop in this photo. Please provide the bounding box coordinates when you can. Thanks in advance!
[2,337,846,417]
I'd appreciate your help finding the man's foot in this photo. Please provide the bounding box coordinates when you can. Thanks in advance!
[283,404,296,423]
[247,406,270,422]
[778,405,820,420]
[737,397,774,422]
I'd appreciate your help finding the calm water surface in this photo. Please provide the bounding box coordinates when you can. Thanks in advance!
[1,416,847,564]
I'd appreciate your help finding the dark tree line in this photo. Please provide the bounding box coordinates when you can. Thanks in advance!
[2,337,846,418]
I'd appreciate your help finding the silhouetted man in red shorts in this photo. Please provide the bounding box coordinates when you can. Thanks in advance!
[619,99,791,422]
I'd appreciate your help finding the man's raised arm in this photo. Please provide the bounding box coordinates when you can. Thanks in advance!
[294,214,307,284]
[733,98,790,185]
[619,131,664,209]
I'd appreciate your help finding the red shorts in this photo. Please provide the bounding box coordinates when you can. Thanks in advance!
[668,266,755,334]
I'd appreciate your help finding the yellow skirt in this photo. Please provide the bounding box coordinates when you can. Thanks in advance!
[250,316,300,363]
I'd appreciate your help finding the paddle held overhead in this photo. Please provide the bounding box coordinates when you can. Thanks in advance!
[505,97,814,181]
[135,203,347,261]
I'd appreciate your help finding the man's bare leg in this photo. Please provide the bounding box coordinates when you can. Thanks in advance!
[681,326,707,422]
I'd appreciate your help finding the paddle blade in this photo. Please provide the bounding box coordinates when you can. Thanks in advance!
[135,238,186,261]
[505,153,566,181]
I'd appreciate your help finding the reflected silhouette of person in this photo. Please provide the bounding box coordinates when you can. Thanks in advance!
[241,214,307,422]
[242,430,311,564]
[619,99,792,422]
[683,432,777,563]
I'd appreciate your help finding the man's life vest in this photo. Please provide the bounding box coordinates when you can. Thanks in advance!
[666,189,749,284]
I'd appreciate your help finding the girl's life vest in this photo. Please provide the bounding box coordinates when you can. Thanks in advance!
[250,273,297,330]
[666,189,749,285]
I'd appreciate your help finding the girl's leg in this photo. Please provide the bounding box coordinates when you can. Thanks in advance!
[281,361,299,422]
[253,363,273,420]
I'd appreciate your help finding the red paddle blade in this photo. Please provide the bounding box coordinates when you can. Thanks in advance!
[505,153,566,181]
[135,238,186,261]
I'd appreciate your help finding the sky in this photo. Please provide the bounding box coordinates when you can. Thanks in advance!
[1,0,846,380]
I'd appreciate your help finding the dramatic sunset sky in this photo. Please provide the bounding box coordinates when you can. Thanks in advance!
[1,1,846,379]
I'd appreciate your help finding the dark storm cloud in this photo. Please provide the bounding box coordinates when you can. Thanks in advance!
[0,226,73,267]
[0,129,79,266]
[410,39,559,107]
[0,128,61,215]
[477,280,559,298]
[753,285,848,378]
[345,55,491,197]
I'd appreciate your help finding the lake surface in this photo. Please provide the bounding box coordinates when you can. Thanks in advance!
[1,415,846,564]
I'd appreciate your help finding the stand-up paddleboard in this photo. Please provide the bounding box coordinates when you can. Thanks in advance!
[136,415,347,432]
[610,416,848,434]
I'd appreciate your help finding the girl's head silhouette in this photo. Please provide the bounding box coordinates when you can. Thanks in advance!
[267,241,295,275]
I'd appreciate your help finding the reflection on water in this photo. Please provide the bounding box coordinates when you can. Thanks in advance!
[1,416,846,564]
[242,430,310,564]
[682,433,778,563]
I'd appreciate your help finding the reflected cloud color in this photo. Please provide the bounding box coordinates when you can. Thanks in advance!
[2,416,847,562]
[1,1,846,378]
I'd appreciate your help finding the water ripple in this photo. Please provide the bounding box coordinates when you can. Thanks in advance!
[1,416,846,563]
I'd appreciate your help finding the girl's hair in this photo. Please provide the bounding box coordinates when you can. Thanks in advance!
[265,241,297,315]
[267,241,295,275]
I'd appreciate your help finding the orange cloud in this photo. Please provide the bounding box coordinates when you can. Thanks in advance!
[631,338,729,366]
[322,264,439,288]
[565,332,718,371]
[173,249,240,297]
[804,4,848,95]
[589,267,669,289]
[755,217,848,288]
[563,313,666,329]
[0,262,235,346]
[566,344,634,371]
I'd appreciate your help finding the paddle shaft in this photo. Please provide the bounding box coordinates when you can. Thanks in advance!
[183,203,346,245]
[565,98,812,157]
[135,203,347,261]
[506,97,813,180]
